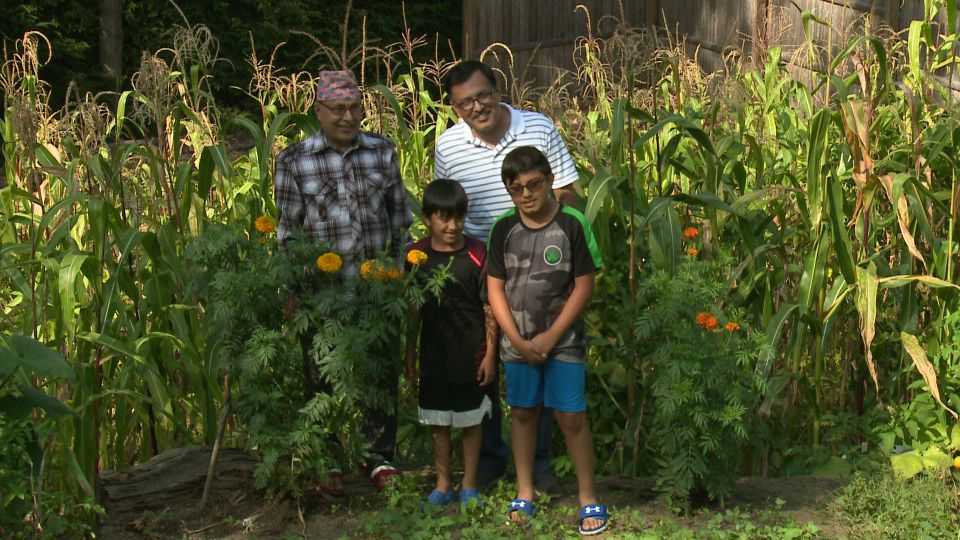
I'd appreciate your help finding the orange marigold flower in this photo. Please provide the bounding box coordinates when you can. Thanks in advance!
[383,267,402,280]
[316,252,343,273]
[687,246,699,257]
[696,312,718,330]
[360,260,377,280]
[682,226,699,240]
[724,321,740,332]
[255,215,276,234]
[407,249,428,266]
[703,315,719,331]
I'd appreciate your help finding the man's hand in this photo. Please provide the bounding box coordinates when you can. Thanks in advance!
[514,339,547,364]
[477,354,495,386]
[283,294,299,321]
[529,333,558,361]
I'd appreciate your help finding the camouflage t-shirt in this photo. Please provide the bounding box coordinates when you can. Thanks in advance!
[486,205,602,363]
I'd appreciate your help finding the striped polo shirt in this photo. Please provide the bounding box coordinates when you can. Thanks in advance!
[434,104,578,240]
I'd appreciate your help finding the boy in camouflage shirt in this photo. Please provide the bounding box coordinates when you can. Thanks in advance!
[485,146,609,536]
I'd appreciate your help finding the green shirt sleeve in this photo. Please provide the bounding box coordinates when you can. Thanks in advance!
[562,206,602,275]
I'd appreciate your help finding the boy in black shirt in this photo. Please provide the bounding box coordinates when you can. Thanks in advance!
[404,180,497,508]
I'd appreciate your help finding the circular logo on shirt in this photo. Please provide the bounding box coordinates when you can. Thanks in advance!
[543,245,563,266]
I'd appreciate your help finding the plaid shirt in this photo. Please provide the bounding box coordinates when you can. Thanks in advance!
[274,131,413,277]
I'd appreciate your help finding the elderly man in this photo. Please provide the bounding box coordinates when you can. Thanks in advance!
[274,70,412,492]
[434,60,580,491]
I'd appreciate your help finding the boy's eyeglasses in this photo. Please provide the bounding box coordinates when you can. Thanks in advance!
[316,102,364,118]
[506,177,547,196]
[452,90,496,110]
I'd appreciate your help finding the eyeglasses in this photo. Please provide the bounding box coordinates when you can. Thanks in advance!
[451,89,497,110]
[506,177,547,196]
[316,101,364,118]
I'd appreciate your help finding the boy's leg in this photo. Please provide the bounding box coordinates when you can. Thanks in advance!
[554,411,598,508]
[432,426,453,492]
[460,424,482,491]
[503,360,545,521]
[511,406,541,508]
[544,360,605,532]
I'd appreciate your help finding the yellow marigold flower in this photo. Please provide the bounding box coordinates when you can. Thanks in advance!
[954,456,960,470]
[687,246,699,257]
[724,321,740,332]
[316,252,343,273]
[255,215,276,234]
[385,267,402,280]
[360,260,377,279]
[407,249,428,266]
[682,226,699,240]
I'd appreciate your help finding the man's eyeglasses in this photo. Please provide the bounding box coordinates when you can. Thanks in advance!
[506,177,547,196]
[316,102,364,118]
[452,89,497,111]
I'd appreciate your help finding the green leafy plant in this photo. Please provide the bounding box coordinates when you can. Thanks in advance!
[632,258,769,509]
[0,335,99,538]
[185,223,448,496]
[831,469,960,540]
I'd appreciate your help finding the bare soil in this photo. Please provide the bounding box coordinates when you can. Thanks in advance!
[97,447,847,539]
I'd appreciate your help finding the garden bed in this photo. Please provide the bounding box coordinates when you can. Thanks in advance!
[98,447,845,539]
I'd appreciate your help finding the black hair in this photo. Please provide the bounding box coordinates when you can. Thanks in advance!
[423,179,468,218]
[501,146,553,185]
[444,60,497,99]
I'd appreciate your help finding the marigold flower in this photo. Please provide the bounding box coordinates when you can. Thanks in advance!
[255,215,276,234]
[384,267,402,280]
[687,246,699,257]
[360,260,377,279]
[954,456,960,469]
[407,249,428,266]
[682,226,699,240]
[703,315,719,331]
[724,321,740,332]
[696,312,718,331]
[316,252,343,273]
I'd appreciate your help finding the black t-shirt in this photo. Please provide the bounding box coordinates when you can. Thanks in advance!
[405,238,487,384]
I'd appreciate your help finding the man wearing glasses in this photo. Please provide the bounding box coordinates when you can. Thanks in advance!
[434,60,579,491]
[274,70,412,494]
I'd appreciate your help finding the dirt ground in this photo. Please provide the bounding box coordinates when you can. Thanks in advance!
[97,448,847,539]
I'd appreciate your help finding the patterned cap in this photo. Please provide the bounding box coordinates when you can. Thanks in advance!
[315,70,361,102]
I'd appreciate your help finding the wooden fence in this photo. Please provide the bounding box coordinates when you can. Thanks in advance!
[462,0,934,89]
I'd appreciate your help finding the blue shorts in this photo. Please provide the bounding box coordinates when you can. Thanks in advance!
[504,359,586,413]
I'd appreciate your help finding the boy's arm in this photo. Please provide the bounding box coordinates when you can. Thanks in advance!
[529,273,594,357]
[477,304,498,385]
[404,304,420,383]
[487,276,545,364]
